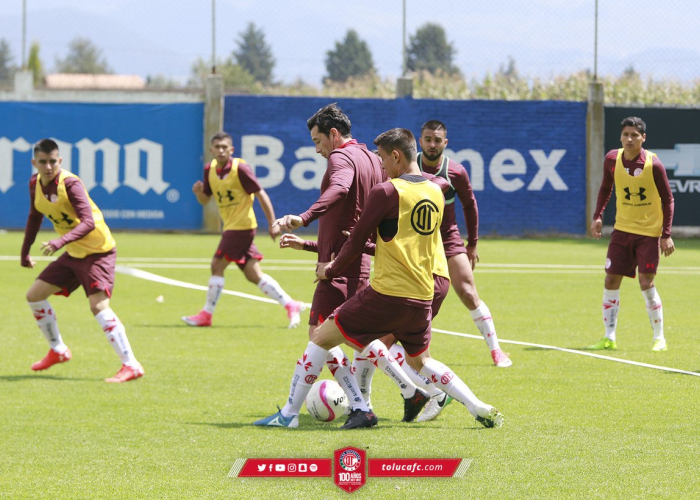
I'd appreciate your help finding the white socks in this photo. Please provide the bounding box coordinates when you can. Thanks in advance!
[203,276,225,314]
[470,302,500,351]
[28,300,68,354]
[326,347,365,409]
[257,274,292,306]
[389,343,443,397]
[352,353,376,408]
[95,308,138,368]
[642,287,664,340]
[361,340,417,399]
[419,357,486,418]
[602,289,620,341]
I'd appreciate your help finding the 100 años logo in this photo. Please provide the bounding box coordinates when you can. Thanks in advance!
[411,199,440,235]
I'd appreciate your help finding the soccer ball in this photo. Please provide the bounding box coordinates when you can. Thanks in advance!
[305,380,350,422]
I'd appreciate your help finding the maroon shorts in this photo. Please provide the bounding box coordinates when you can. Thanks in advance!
[215,230,263,270]
[38,249,117,298]
[333,286,432,357]
[309,277,369,326]
[441,224,467,259]
[432,275,450,319]
[606,229,660,278]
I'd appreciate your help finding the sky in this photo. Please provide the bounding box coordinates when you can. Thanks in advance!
[1,0,699,85]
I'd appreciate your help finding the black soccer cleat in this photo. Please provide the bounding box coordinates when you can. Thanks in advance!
[340,408,378,430]
[402,388,430,422]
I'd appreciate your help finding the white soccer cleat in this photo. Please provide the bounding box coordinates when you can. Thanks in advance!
[416,392,453,422]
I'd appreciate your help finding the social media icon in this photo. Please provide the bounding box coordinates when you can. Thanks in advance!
[299,463,308,472]
[257,464,266,472]
[310,464,318,472]
[288,464,297,472]
[275,464,285,472]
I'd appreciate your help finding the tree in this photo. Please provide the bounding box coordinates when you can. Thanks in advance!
[234,22,275,85]
[27,42,44,85]
[188,57,259,91]
[55,37,112,74]
[0,39,16,84]
[325,29,375,83]
[406,23,460,76]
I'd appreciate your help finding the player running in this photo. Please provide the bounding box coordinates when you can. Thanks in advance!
[182,132,304,328]
[21,138,144,383]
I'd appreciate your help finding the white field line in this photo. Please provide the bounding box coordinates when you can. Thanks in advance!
[115,265,700,378]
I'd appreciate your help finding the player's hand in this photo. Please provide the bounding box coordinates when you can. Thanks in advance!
[21,255,35,268]
[280,234,305,250]
[269,223,281,241]
[590,218,602,239]
[273,215,303,232]
[660,237,675,257]
[342,230,350,237]
[314,253,335,282]
[466,245,480,270]
[40,241,59,256]
[192,180,204,195]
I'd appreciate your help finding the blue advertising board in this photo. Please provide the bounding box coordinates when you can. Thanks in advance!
[224,96,587,236]
[0,102,204,230]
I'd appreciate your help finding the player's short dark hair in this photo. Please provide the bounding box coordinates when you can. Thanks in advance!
[211,131,233,143]
[374,128,418,162]
[33,138,59,156]
[307,103,352,137]
[421,120,447,135]
[621,117,646,134]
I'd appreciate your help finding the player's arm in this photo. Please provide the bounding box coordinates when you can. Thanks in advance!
[452,165,480,266]
[298,154,354,226]
[192,166,212,205]
[652,156,675,256]
[591,153,616,239]
[321,183,393,279]
[254,189,280,240]
[20,176,43,268]
[42,178,95,256]
[279,234,319,253]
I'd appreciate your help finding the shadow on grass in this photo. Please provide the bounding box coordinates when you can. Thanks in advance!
[137,324,265,330]
[0,374,96,382]
[188,420,485,431]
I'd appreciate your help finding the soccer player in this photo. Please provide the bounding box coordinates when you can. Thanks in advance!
[21,138,144,383]
[417,120,512,368]
[589,117,675,351]
[181,132,304,328]
[272,103,385,405]
[255,128,504,429]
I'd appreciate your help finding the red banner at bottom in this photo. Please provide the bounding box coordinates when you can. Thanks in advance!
[238,458,331,477]
[368,458,462,477]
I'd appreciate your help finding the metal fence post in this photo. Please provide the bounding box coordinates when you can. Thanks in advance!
[586,80,605,232]
[202,74,224,232]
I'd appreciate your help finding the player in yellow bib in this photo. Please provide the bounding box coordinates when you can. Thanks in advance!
[21,139,144,383]
[255,128,504,430]
[182,132,304,328]
[589,117,675,351]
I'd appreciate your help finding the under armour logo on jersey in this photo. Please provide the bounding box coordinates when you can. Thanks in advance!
[411,199,440,235]
[47,212,74,226]
[217,190,234,203]
[623,187,646,201]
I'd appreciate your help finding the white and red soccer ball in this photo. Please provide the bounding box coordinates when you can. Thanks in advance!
[305,380,350,422]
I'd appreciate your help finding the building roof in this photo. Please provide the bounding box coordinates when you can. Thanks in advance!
[45,74,146,90]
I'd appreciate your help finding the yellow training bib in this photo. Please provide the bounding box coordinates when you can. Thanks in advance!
[613,149,662,237]
[209,158,257,231]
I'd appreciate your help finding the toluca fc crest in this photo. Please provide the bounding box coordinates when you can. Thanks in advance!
[334,447,366,493]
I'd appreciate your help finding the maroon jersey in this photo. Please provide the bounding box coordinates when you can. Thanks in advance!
[417,153,478,247]
[299,140,385,279]
[202,158,261,196]
[594,149,674,238]
[21,170,95,266]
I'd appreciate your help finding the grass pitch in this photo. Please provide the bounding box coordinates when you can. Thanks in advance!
[1,232,698,499]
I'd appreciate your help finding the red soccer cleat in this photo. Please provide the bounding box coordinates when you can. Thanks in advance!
[285,300,306,329]
[31,348,72,371]
[105,363,145,383]
[491,348,513,368]
[181,310,212,327]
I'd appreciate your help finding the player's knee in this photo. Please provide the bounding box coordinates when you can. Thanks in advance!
[455,285,479,308]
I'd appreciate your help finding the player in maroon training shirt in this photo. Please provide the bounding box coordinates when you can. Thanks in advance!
[271,103,385,422]
[417,120,512,368]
